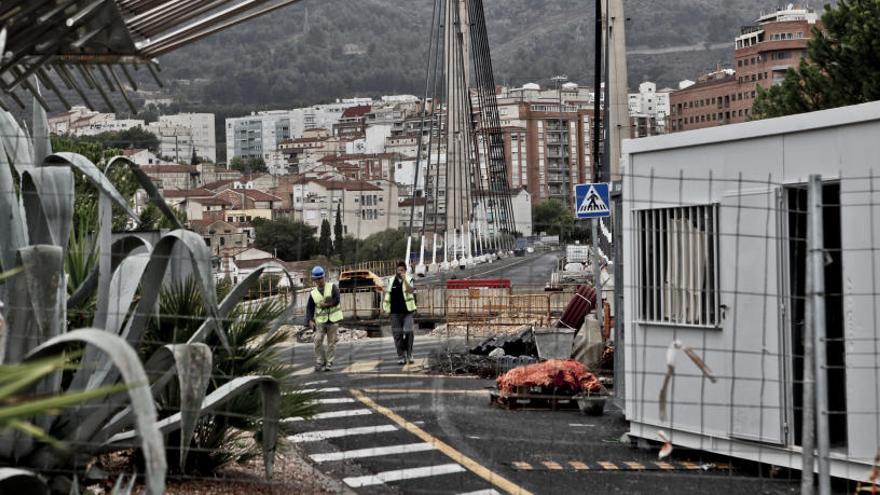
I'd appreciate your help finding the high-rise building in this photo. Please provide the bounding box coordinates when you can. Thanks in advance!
[149,113,217,163]
[670,6,819,132]
[488,83,595,207]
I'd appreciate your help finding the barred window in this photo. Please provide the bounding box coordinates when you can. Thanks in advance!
[634,205,720,327]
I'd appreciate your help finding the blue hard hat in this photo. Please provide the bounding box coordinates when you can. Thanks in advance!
[311,266,325,278]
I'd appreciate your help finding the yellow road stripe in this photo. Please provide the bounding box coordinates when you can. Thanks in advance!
[348,373,480,379]
[360,387,490,397]
[598,462,619,470]
[342,359,381,373]
[624,462,645,470]
[512,462,533,471]
[654,461,674,470]
[351,389,533,495]
[542,461,563,470]
[680,462,700,470]
[568,461,590,470]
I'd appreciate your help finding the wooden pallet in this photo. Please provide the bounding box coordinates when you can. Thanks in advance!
[489,387,608,414]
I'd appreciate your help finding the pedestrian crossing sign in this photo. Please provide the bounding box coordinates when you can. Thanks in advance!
[575,183,611,218]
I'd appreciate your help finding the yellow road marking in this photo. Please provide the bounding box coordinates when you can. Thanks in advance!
[568,461,590,470]
[351,389,533,495]
[512,461,533,471]
[624,462,645,470]
[598,462,619,470]
[542,461,563,470]
[654,461,674,470]
[342,359,381,373]
[680,462,700,470]
[360,387,490,397]
[348,373,480,379]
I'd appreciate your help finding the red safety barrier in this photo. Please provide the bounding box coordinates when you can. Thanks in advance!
[445,278,511,289]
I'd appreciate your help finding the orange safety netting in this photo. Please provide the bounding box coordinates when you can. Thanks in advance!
[496,359,602,395]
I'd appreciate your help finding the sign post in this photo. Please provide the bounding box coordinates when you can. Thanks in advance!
[575,182,611,219]
[574,182,610,332]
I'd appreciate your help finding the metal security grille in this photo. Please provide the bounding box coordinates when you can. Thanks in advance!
[634,204,720,326]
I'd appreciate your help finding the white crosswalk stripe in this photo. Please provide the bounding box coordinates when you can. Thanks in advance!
[289,424,398,443]
[285,408,373,422]
[309,442,437,463]
[316,397,356,404]
[343,463,467,487]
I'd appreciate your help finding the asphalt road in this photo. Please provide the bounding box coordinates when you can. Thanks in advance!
[285,337,802,495]
[417,251,560,289]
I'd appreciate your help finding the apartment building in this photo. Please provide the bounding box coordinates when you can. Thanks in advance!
[286,177,398,239]
[670,6,819,132]
[148,113,217,163]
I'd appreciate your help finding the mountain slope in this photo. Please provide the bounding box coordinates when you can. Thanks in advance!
[161,0,776,108]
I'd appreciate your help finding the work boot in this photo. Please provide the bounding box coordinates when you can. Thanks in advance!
[397,357,406,365]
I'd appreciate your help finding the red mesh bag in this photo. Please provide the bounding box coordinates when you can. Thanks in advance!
[496,359,601,395]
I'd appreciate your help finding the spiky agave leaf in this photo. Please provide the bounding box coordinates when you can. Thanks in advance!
[0,108,35,175]
[0,127,27,275]
[31,84,51,167]
[26,329,166,495]
[140,344,212,471]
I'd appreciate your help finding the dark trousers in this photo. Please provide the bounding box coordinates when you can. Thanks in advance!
[391,312,414,358]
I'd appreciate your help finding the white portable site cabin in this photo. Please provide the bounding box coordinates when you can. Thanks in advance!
[621,101,880,481]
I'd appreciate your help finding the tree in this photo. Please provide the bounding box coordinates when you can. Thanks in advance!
[253,218,318,261]
[532,199,576,239]
[355,229,409,263]
[334,203,344,256]
[752,0,880,119]
[319,219,333,256]
[229,156,268,174]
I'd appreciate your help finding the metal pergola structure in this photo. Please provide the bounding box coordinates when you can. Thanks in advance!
[0,0,303,113]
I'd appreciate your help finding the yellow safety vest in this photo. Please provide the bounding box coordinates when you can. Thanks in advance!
[383,275,417,314]
[311,283,343,323]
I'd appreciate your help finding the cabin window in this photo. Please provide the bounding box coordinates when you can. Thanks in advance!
[634,204,720,326]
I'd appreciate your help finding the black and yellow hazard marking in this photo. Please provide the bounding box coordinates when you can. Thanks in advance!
[510,460,730,472]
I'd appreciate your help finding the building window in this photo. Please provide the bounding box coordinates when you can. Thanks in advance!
[633,205,720,327]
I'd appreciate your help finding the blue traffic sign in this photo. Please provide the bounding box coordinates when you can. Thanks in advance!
[575,183,610,218]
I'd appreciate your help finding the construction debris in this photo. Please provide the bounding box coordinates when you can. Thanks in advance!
[469,326,537,357]
[492,360,606,412]
[497,359,602,396]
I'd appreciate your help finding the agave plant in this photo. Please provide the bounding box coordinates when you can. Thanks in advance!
[143,278,317,473]
[0,96,295,493]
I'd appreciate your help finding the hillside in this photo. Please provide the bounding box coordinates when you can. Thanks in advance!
[160,0,774,105]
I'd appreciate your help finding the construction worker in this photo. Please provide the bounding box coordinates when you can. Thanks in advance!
[383,260,418,364]
[305,266,342,371]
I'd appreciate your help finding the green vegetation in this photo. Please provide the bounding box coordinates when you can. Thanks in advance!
[753,0,880,118]
[253,217,408,264]
[318,218,333,256]
[334,204,344,256]
[142,278,316,474]
[1,102,308,492]
[253,218,318,261]
[229,156,268,174]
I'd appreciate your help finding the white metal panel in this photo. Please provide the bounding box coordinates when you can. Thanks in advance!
[720,187,785,444]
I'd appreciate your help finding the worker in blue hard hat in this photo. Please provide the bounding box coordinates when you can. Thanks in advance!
[305,265,342,371]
